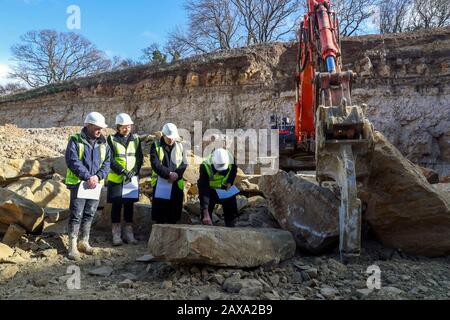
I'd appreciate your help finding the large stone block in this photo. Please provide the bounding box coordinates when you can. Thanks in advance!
[362,132,450,257]
[0,188,44,232]
[148,224,296,268]
[259,171,339,254]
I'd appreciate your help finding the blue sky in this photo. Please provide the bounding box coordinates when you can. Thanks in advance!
[0,0,187,84]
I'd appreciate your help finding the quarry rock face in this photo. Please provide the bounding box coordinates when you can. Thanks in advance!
[344,30,450,176]
[148,224,296,267]
[0,29,449,176]
[0,29,448,260]
[259,171,340,254]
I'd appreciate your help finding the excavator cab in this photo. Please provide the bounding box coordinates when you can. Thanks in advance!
[270,114,296,152]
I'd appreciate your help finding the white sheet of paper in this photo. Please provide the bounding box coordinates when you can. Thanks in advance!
[122,176,139,199]
[154,177,173,200]
[77,182,103,200]
[215,185,240,199]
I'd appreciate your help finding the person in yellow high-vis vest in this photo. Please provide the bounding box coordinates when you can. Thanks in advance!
[150,123,187,224]
[198,148,238,227]
[107,113,143,246]
[65,112,111,261]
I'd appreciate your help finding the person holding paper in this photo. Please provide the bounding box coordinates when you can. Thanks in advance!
[198,148,238,227]
[65,112,111,261]
[107,113,143,246]
[150,123,187,224]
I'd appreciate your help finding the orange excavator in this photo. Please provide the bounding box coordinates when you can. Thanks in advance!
[284,0,375,262]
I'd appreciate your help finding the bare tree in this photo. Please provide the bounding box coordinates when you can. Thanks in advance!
[379,0,411,33]
[0,82,26,96]
[335,0,380,36]
[165,0,302,57]
[163,34,187,62]
[166,26,210,57]
[232,0,301,45]
[230,0,259,45]
[408,0,450,30]
[184,0,241,52]
[10,30,111,88]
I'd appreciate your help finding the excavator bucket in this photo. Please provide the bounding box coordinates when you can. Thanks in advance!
[314,71,374,262]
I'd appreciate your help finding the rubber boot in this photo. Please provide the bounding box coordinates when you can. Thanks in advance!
[68,235,81,261]
[123,224,138,245]
[112,223,123,246]
[78,233,95,255]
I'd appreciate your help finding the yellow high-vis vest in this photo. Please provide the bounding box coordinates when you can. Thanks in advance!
[151,140,185,190]
[65,133,106,185]
[107,134,140,184]
[202,151,233,188]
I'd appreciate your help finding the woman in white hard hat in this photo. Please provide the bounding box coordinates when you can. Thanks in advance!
[198,148,238,227]
[150,123,187,224]
[107,113,143,246]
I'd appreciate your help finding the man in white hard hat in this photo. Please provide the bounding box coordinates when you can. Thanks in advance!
[198,148,238,227]
[150,123,188,224]
[65,112,111,261]
[107,113,143,246]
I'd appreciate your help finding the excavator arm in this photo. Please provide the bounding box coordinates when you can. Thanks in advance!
[296,0,374,262]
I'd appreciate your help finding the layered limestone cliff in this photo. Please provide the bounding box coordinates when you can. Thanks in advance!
[0,28,449,174]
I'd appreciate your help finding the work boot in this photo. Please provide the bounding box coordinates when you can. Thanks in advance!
[68,236,81,261]
[123,224,138,245]
[78,233,96,255]
[112,223,123,246]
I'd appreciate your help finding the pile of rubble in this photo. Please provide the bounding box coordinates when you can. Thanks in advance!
[1,126,450,291]
[0,128,281,264]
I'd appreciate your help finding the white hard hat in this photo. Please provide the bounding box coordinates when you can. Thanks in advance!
[115,113,134,126]
[161,123,180,140]
[84,112,107,128]
[212,148,231,171]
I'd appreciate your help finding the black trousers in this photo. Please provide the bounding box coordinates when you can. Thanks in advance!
[202,189,237,227]
[152,184,184,224]
[111,200,134,224]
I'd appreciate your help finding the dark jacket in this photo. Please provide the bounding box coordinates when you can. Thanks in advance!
[65,127,111,189]
[198,161,237,210]
[150,138,187,183]
[107,132,144,202]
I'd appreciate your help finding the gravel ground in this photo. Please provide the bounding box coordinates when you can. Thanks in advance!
[1,232,449,300]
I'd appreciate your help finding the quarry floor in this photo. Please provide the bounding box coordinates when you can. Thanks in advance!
[1,231,449,300]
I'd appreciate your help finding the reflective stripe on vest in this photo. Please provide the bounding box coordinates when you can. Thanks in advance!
[151,140,185,190]
[107,134,139,184]
[65,133,107,185]
[202,154,232,189]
